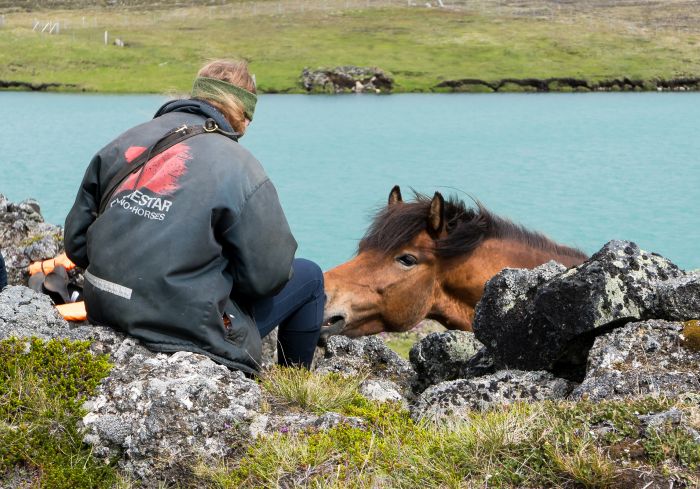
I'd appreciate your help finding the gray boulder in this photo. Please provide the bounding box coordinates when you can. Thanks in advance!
[315,335,415,395]
[0,194,64,286]
[571,320,700,401]
[82,350,261,485]
[474,241,683,371]
[409,330,489,393]
[0,285,145,359]
[301,66,393,93]
[0,285,68,340]
[654,272,700,321]
[249,411,365,438]
[412,370,572,421]
[359,379,406,405]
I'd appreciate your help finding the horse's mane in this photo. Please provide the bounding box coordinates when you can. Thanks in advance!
[358,193,587,260]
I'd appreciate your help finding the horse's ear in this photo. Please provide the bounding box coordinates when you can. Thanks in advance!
[388,185,403,206]
[428,192,445,235]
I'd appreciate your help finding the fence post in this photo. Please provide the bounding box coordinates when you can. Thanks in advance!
[104,30,109,45]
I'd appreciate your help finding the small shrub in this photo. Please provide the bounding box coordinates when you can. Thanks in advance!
[681,320,700,352]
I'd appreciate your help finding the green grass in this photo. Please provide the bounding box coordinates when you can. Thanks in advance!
[2,337,699,488]
[1,3,699,93]
[194,366,700,488]
[262,365,366,413]
[0,337,115,488]
[383,320,446,359]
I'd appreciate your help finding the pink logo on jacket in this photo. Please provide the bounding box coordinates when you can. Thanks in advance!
[118,143,191,196]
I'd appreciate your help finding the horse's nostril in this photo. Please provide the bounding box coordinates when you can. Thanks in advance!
[324,315,345,326]
[318,316,347,346]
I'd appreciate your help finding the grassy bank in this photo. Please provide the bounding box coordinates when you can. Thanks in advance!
[2,337,698,488]
[200,367,700,488]
[1,1,700,93]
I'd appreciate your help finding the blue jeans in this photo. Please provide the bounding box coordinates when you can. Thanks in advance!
[251,258,325,368]
[0,250,6,290]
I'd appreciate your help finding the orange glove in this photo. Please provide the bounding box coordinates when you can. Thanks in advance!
[55,301,87,322]
[28,253,76,276]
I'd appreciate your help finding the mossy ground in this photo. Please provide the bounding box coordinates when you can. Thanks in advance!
[1,1,700,93]
[198,368,700,489]
[0,337,115,488]
[2,337,698,488]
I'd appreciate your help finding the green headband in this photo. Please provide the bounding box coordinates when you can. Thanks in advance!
[191,76,257,121]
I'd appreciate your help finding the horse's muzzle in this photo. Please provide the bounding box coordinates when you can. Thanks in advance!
[318,317,346,346]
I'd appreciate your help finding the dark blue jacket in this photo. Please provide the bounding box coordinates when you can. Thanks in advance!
[64,100,297,374]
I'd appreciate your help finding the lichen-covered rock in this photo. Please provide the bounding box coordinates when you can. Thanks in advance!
[654,272,700,321]
[250,411,365,437]
[411,370,572,421]
[0,194,64,286]
[82,350,261,485]
[359,379,406,405]
[638,408,700,447]
[261,328,278,367]
[409,330,487,393]
[475,241,683,371]
[0,285,147,360]
[570,320,700,401]
[315,335,415,395]
[0,286,68,340]
[301,66,393,93]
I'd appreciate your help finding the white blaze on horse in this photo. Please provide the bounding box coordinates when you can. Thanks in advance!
[322,186,587,339]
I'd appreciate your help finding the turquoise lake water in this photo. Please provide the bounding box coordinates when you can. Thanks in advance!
[1,92,699,270]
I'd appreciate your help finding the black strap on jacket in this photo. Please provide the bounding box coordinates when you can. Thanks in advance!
[98,118,240,215]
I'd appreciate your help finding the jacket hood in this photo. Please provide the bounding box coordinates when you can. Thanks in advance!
[154,98,237,136]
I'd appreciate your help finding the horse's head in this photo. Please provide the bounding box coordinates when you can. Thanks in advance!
[323,186,454,339]
[322,186,589,341]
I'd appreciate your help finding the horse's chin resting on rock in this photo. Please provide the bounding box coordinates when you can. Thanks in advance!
[321,185,588,340]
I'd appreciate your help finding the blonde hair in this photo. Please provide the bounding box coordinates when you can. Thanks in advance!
[195,60,256,134]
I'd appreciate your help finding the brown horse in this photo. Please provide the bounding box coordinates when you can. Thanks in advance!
[322,186,588,338]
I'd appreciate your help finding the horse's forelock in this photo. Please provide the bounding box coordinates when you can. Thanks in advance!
[357,192,587,261]
[358,193,476,254]
[358,199,431,254]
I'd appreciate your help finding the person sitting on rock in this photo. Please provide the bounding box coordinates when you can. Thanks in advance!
[64,59,325,373]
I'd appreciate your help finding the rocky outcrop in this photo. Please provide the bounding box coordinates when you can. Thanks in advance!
[409,330,490,393]
[0,80,79,91]
[250,411,365,437]
[315,335,415,399]
[0,285,69,340]
[359,378,406,405]
[0,194,64,286]
[316,335,414,381]
[411,370,573,421]
[301,66,393,93]
[82,351,261,482]
[571,320,700,401]
[653,272,700,321]
[435,76,700,92]
[474,241,683,372]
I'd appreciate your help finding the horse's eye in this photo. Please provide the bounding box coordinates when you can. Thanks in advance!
[396,254,418,267]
